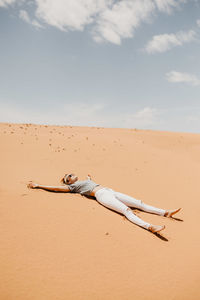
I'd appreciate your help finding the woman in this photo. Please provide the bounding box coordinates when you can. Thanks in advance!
[27,173,181,234]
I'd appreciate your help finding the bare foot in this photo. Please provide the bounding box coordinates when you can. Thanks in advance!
[149,224,165,233]
[164,208,181,218]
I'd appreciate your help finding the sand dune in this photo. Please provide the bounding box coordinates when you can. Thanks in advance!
[0,122,200,300]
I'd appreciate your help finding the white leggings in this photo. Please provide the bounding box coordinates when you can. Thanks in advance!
[95,188,166,230]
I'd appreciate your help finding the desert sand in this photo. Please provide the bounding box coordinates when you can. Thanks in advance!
[0,122,200,300]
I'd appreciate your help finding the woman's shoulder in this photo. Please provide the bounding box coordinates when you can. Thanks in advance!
[70,179,95,187]
[70,180,86,186]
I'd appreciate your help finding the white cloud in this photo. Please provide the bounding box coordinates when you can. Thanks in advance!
[0,0,189,44]
[0,101,163,129]
[91,0,187,45]
[145,29,196,53]
[0,0,16,7]
[31,19,43,29]
[0,0,24,8]
[197,19,200,27]
[166,71,200,86]
[61,104,163,128]
[33,0,189,44]
[123,106,162,127]
[154,0,185,13]
[19,9,30,23]
[19,9,43,29]
[35,0,110,32]
[91,0,156,45]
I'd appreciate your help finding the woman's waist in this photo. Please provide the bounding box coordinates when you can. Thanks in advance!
[90,185,105,196]
[90,185,113,197]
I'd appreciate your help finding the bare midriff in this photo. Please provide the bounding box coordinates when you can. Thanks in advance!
[90,185,105,197]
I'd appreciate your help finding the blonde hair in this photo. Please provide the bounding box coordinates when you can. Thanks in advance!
[60,174,68,185]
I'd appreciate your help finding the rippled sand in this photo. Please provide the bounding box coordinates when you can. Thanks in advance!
[0,122,199,300]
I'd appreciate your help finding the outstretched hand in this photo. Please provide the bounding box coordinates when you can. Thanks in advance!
[27,181,39,189]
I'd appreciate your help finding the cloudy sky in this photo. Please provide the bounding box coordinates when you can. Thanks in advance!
[0,0,200,133]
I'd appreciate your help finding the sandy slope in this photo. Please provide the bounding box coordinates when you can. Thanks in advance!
[0,122,200,300]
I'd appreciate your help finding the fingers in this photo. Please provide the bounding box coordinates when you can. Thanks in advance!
[27,182,32,189]
[27,181,34,189]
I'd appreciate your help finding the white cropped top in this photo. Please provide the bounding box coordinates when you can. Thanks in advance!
[67,179,100,196]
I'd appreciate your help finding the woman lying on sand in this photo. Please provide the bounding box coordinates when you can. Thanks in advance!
[27,173,181,234]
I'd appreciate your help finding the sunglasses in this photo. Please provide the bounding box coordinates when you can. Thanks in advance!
[64,174,73,184]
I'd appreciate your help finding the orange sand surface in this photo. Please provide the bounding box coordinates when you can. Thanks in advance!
[0,122,200,300]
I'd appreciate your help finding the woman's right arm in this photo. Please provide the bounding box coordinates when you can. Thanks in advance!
[27,182,70,192]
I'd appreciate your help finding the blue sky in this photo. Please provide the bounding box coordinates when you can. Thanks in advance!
[0,0,200,133]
